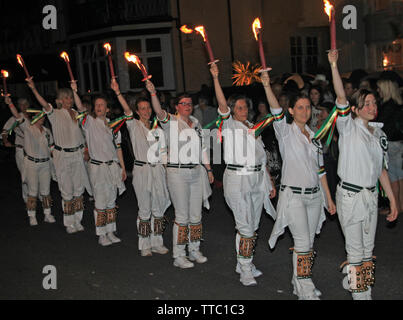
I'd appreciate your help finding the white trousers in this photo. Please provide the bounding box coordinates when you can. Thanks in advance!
[16,148,28,203]
[336,185,378,264]
[132,164,170,250]
[167,166,203,258]
[23,159,51,199]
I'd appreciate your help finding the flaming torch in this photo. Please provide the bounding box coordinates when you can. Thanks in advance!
[252,18,270,71]
[60,51,75,82]
[1,70,9,96]
[104,43,116,79]
[16,54,31,79]
[194,26,218,64]
[124,52,152,82]
[180,25,194,34]
[323,0,337,50]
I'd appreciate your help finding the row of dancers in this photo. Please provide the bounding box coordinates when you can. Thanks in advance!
[2,49,398,300]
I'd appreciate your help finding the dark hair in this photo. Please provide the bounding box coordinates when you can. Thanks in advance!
[308,85,323,106]
[174,93,192,106]
[349,89,378,118]
[92,94,109,106]
[134,97,151,111]
[289,92,310,109]
[227,94,251,112]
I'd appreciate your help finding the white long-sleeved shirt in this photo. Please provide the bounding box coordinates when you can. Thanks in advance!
[80,115,121,162]
[271,107,325,188]
[2,113,27,147]
[18,118,53,159]
[158,112,207,165]
[336,101,386,187]
[126,115,165,164]
[44,104,85,149]
[218,108,267,166]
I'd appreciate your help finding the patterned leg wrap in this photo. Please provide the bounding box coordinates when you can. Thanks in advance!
[175,222,189,245]
[95,209,107,227]
[153,216,167,236]
[348,264,368,293]
[238,234,257,259]
[138,219,152,238]
[41,195,53,209]
[296,250,315,279]
[189,223,202,242]
[362,257,376,287]
[63,199,75,216]
[73,196,84,213]
[26,197,37,211]
[106,207,117,224]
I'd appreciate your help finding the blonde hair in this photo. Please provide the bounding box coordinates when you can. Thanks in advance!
[377,79,403,105]
[56,88,73,109]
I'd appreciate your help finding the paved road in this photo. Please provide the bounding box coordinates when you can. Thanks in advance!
[0,157,402,300]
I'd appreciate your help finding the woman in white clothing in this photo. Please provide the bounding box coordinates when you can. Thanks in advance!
[210,63,277,287]
[5,96,55,226]
[261,70,336,300]
[111,79,170,257]
[329,50,398,300]
[146,80,214,270]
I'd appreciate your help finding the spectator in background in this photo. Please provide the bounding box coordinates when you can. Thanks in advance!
[377,79,403,215]
[308,85,324,132]
[343,78,358,100]
[192,95,217,128]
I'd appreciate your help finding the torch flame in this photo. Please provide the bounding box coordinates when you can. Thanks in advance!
[180,25,194,34]
[252,18,262,41]
[383,55,389,68]
[17,54,24,67]
[124,52,141,69]
[195,26,207,42]
[60,52,70,62]
[323,0,334,21]
[104,43,112,54]
[1,70,9,78]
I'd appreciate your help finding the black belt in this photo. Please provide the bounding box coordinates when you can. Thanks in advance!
[90,159,115,166]
[15,144,23,149]
[167,163,198,169]
[134,160,157,167]
[24,152,49,163]
[280,185,320,195]
[339,181,376,193]
[227,164,262,172]
[54,144,84,153]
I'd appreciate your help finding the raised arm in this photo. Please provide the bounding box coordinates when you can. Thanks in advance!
[261,71,281,109]
[111,79,131,116]
[4,96,20,120]
[328,50,347,105]
[210,63,229,114]
[70,81,86,112]
[26,77,50,111]
[145,80,166,120]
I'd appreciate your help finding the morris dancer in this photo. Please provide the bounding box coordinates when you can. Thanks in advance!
[329,49,398,300]
[2,98,30,203]
[210,63,277,286]
[26,78,92,234]
[73,84,126,246]
[5,95,55,226]
[146,80,214,269]
[262,70,336,300]
[111,79,170,256]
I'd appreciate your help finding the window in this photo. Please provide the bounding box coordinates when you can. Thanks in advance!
[124,34,174,91]
[290,36,319,74]
[78,40,114,93]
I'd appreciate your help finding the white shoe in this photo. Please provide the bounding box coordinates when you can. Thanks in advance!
[74,222,84,232]
[236,263,262,278]
[239,266,257,286]
[151,246,169,255]
[298,294,320,300]
[44,214,56,223]
[107,232,121,244]
[173,256,194,269]
[98,235,112,246]
[188,251,208,264]
[141,248,153,257]
[66,225,77,234]
[29,216,38,226]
